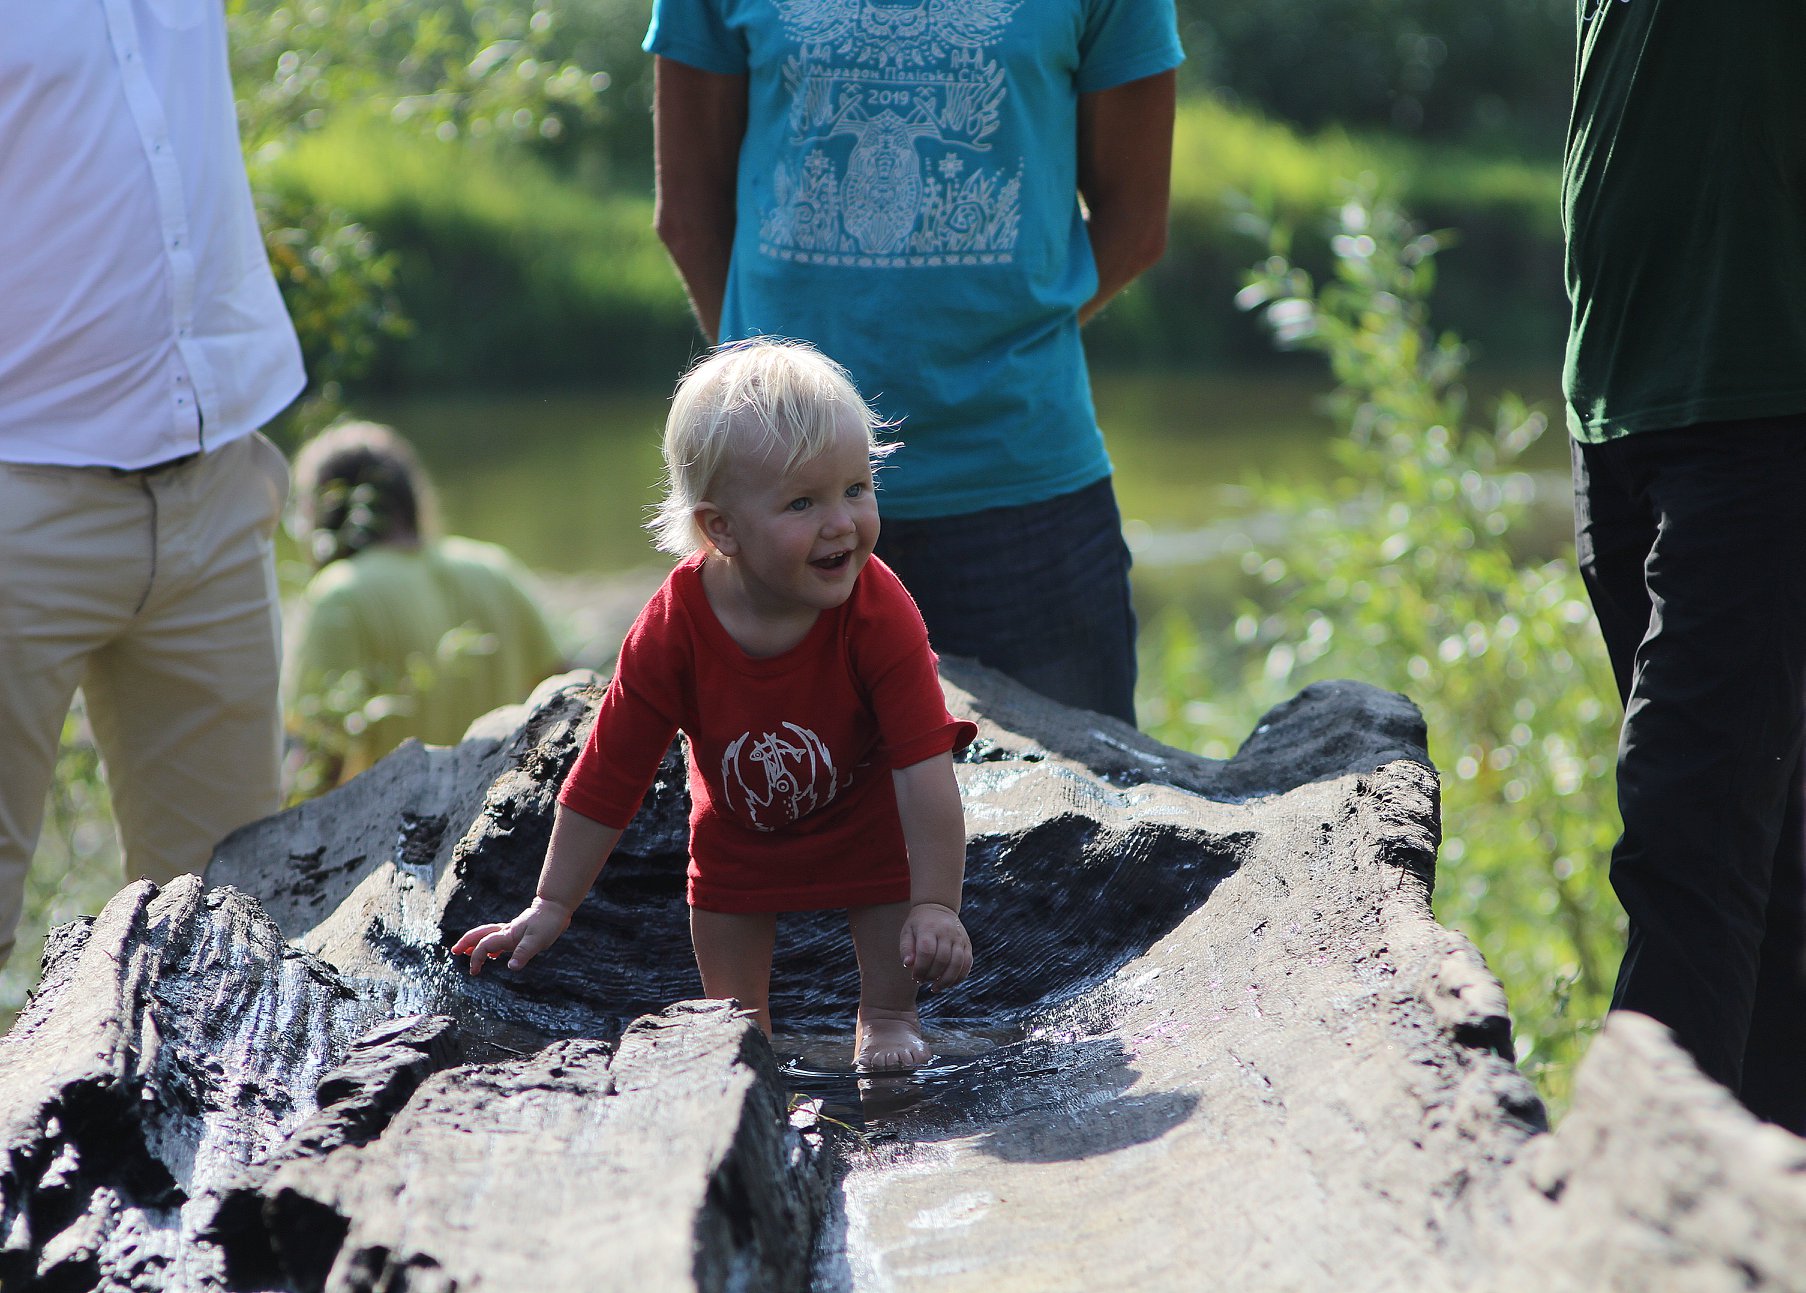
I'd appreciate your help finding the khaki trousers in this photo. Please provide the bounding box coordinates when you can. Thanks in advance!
[0,433,289,968]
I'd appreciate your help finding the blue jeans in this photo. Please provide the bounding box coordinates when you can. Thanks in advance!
[1574,416,1806,1132]
[875,477,1138,725]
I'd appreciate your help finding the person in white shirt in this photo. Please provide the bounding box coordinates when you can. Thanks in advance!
[0,0,306,969]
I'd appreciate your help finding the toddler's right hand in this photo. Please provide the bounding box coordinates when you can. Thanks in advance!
[900,901,972,991]
[451,897,574,975]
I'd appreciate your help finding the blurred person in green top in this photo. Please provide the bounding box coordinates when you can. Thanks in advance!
[286,421,565,788]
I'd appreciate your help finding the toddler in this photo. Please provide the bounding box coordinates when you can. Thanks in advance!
[454,339,976,1069]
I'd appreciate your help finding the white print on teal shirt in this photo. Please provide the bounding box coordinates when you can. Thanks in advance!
[721,723,849,830]
[760,0,1024,266]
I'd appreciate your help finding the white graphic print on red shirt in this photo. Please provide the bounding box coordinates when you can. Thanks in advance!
[721,723,852,831]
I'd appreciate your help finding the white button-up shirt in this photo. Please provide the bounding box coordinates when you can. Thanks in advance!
[0,0,305,469]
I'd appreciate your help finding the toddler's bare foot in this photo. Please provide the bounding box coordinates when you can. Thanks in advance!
[855,1005,932,1071]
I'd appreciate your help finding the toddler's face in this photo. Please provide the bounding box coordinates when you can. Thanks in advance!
[707,413,879,615]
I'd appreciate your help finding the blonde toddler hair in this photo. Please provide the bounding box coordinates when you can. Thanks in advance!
[649,338,897,556]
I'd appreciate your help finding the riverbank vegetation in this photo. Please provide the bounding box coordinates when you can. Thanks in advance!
[1142,193,1618,1107]
[221,0,1570,414]
[12,1,1619,1114]
[247,94,1562,393]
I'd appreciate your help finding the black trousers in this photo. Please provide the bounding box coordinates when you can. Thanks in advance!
[875,477,1139,726]
[1574,415,1806,1132]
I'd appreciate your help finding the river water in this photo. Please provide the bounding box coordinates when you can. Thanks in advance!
[354,367,1572,651]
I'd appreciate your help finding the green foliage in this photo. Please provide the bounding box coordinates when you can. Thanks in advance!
[256,91,1565,389]
[1174,0,1572,153]
[1140,190,1624,1112]
[1166,97,1560,230]
[220,0,1574,396]
[258,187,412,444]
[257,123,696,388]
[228,0,602,152]
[228,0,618,430]
[1095,97,1564,368]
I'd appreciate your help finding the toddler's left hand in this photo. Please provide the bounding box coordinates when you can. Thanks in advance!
[901,901,971,990]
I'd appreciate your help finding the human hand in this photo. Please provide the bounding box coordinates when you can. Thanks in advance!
[450,897,574,975]
[900,901,971,991]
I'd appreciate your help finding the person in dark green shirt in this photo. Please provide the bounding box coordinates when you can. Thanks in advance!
[1565,0,1806,1132]
[286,422,566,786]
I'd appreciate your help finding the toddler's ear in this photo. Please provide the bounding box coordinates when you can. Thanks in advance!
[696,502,739,556]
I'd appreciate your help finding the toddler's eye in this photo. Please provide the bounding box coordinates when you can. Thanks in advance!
[787,497,811,512]
[845,483,867,499]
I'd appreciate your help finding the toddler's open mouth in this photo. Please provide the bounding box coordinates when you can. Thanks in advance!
[812,551,851,571]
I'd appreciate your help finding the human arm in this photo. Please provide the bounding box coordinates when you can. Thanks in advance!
[1075,68,1176,326]
[653,56,747,344]
[451,804,624,974]
[891,751,972,990]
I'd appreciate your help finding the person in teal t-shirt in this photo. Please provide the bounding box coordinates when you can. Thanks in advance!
[645,0,1183,726]
[286,422,565,787]
[1565,0,1806,1133]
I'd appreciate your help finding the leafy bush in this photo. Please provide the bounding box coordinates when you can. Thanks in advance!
[1139,190,1623,1111]
[257,123,697,390]
[1095,96,1564,368]
[229,0,623,433]
[258,188,411,431]
[229,0,602,151]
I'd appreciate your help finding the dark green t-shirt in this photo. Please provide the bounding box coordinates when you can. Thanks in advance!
[1563,0,1806,441]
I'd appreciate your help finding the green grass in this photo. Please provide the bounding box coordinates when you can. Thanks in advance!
[1065,97,1567,370]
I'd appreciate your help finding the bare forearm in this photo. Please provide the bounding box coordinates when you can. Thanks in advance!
[657,217,733,345]
[536,804,624,911]
[653,57,746,345]
[1079,200,1169,324]
[892,754,966,911]
[1076,70,1176,325]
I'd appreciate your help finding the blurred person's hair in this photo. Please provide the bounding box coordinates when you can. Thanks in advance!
[292,420,439,568]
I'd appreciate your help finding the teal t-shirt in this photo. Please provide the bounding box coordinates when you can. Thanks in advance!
[647,0,1183,518]
[1563,0,1806,442]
